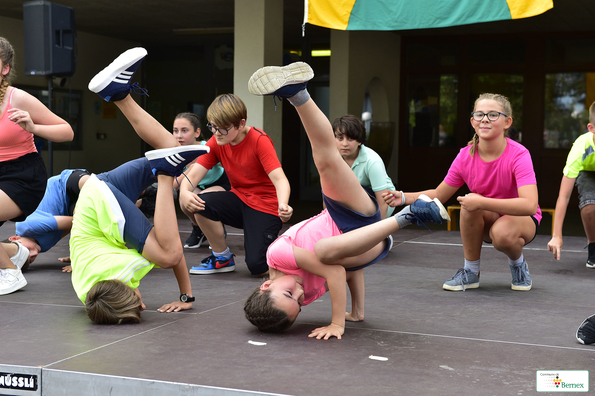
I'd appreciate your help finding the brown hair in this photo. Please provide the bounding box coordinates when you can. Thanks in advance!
[468,93,512,156]
[332,114,366,143]
[85,280,142,324]
[0,37,15,117]
[174,112,204,139]
[206,94,247,129]
[244,287,294,333]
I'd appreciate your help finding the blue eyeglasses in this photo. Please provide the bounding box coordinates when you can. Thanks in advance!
[471,111,508,122]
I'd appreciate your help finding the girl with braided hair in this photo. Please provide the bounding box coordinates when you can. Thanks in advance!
[385,93,541,292]
[0,37,73,295]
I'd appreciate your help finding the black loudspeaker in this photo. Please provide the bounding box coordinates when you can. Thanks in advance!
[23,1,76,76]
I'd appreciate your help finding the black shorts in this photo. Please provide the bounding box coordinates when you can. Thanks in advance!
[201,171,231,191]
[483,215,538,246]
[0,152,47,223]
[197,191,281,275]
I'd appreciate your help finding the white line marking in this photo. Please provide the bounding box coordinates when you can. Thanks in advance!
[400,240,587,254]
[360,326,595,353]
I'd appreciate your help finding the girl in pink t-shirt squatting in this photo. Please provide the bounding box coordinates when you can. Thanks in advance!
[244,62,450,340]
[385,93,541,292]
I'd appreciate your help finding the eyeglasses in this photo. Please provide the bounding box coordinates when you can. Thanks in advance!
[206,123,235,136]
[471,111,508,122]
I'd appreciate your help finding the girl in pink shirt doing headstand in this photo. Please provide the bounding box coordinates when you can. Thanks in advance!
[243,62,450,340]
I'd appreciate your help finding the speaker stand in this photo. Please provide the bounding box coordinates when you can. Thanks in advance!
[46,75,54,176]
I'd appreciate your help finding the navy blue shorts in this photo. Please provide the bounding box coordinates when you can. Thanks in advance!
[322,191,391,271]
[96,158,156,254]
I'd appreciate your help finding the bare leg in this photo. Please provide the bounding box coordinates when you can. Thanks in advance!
[581,204,595,243]
[114,95,177,149]
[314,216,398,265]
[141,174,183,268]
[194,215,227,252]
[0,193,23,270]
[0,191,24,223]
[459,208,496,261]
[0,246,16,270]
[489,215,535,260]
[293,99,376,216]
[346,269,364,322]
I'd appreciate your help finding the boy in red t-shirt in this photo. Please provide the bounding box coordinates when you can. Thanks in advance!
[179,94,292,275]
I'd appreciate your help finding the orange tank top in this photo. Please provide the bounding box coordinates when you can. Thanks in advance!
[0,87,37,161]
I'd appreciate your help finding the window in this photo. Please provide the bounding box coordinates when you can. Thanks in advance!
[406,74,458,147]
[543,72,593,149]
[470,74,524,142]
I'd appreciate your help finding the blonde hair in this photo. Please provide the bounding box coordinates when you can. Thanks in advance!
[468,93,512,156]
[85,280,142,324]
[0,37,15,117]
[206,94,247,129]
[589,101,595,125]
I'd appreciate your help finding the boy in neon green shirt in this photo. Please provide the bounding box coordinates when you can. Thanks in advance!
[547,101,595,266]
[77,47,205,323]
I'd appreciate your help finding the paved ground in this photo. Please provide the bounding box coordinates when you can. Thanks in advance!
[0,217,593,395]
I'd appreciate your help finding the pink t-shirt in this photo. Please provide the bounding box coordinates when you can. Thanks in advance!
[444,138,541,223]
[0,88,37,161]
[266,209,341,306]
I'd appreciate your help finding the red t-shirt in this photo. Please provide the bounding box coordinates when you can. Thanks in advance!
[197,127,281,216]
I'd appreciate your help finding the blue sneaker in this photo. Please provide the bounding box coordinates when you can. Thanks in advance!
[88,47,148,102]
[443,268,480,291]
[145,145,210,177]
[576,314,595,345]
[405,194,451,227]
[248,62,314,97]
[510,260,532,291]
[190,254,236,275]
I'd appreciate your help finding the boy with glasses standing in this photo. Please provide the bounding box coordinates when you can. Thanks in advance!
[179,94,292,276]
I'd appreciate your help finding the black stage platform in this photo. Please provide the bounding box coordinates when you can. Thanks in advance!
[0,219,593,395]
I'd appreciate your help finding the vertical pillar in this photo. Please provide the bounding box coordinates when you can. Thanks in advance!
[234,0,284,159]
[330,30,401,182]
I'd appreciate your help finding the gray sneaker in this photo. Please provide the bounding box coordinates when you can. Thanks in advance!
[443,268,480,291]
[510,260,532,291]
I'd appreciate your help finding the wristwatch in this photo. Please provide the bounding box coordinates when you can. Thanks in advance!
[180,293,195,303]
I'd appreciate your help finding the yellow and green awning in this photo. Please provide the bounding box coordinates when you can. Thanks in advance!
[303,0,553,31]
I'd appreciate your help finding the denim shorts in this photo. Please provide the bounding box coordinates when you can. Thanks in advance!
[576,171,595,209]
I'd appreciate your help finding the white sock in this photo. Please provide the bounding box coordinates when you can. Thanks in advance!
[396,206,412,228]
[464,259,480,275]
[508,254,524,267]
[213,247,231,259]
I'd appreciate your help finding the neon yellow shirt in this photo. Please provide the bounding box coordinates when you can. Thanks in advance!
[70,175,155,303]
[563,132,595,179]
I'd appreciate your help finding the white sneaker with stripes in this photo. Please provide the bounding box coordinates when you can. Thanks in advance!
[88,47,148,102]
[145,145,210,177]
